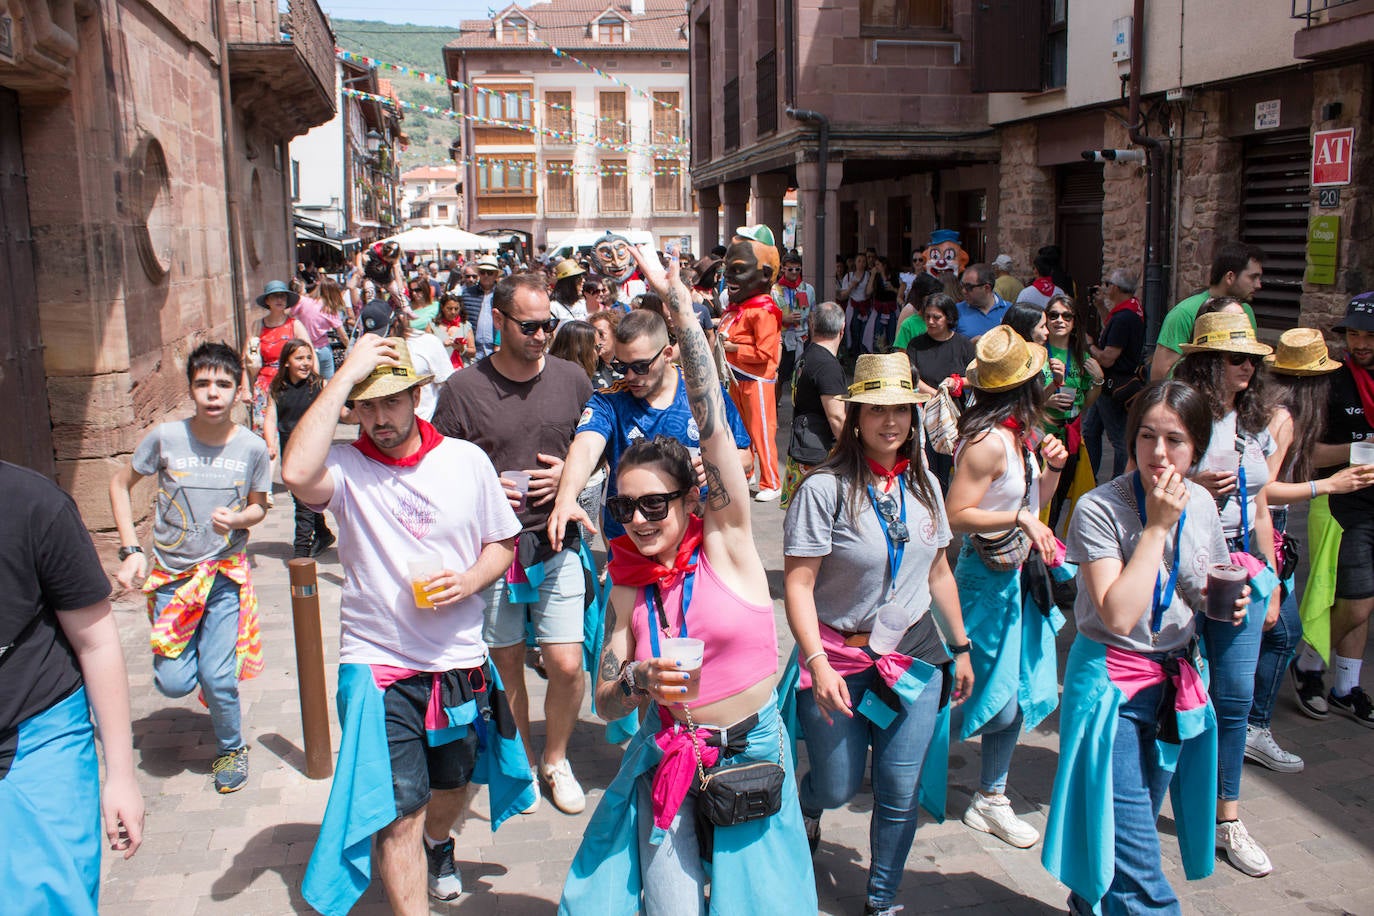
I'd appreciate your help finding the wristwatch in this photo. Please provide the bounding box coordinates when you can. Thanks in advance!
[948,641,973,656]
[118,546,144,562]
[619,660,649,697]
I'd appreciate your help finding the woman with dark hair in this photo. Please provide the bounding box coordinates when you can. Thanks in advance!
[1002,302,1067,391]
[1044,380,1245,914]
[406,273,439,331]
[1172,311,1282,877]
[551,259,587,322]
[1042,294,1105,527]
[945,325,1069,849]
[580,278,608,316]
[903,293,976,490]
[587,309,622,390]
[783,352,973,916]
[561,247,815,914]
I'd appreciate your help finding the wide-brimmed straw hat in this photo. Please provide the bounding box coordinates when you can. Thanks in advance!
[840,352,931,405]
[554,258,586,282]
[256,280,299,309]
[347,337,434,402]
[1264,327,1341,376]
[965,325,1048,392]
[474,255,501,272]
[1180,312,1273,356]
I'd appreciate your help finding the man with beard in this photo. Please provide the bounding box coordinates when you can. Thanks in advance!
[1150,242,1264,380]
[432,274,594,816]
[459,255,503,362]
[545,309,752,545]
[283,334,531,911]
[719,225,785,501]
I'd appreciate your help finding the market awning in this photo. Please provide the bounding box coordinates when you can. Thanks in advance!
[295,226,342,249]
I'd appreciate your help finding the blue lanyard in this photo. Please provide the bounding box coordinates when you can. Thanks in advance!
[1237,464,1250,554]
[866,483,906,599]
[645,548,700,659]
[1131,473,1187,637]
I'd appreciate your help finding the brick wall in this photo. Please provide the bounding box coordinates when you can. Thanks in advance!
[1173,91,1242,300]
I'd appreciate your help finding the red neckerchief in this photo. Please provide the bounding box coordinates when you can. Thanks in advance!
[1347,360,1374,426]
[724,293,785,323]
[776,275,802,290]
[1109,296,1144,320]
[351,417,444,468]
[865,456,910,493]
[1000,417,1026,445]
[1032,276,1057,296]
[607,515,705,590]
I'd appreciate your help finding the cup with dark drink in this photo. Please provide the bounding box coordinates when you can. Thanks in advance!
[1206,563,1249,621]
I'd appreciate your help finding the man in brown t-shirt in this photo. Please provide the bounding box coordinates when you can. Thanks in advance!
[432,274,593,816]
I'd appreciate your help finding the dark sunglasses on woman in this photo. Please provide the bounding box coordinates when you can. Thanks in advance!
[606,488,689,524]
[1046,309,1074,321]
[1224,353,1260,367]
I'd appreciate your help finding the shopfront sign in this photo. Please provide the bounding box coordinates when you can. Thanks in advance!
[1312,128,1355,187]
[1306,215,1340,285]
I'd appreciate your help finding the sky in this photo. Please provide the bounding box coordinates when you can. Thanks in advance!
[319,1,525,29]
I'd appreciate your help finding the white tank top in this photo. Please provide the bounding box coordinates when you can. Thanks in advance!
[956,426,1040,529]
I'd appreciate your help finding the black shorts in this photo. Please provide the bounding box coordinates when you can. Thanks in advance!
[1335,521,1374,601]
[383,672,479,818]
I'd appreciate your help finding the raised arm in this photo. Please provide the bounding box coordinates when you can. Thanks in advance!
[631,245,752,532]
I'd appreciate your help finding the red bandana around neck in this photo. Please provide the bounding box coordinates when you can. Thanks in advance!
[725,293,785,323]
[776,274,802,290]
[1347,360,1374,426]
[607,515,705,590]
[1032,276,1057,296]
[351,417,444,468]
[1110,296,1144,320]
[865,456,910,492]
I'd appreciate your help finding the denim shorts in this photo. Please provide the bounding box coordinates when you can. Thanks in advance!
[1336,521,1374,600]
[383,673,479,817]
[483,547,586,649]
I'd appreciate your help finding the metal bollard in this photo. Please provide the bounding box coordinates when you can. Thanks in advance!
[288,558,333,779]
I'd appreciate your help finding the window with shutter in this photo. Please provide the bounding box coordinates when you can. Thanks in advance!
[972,0,1043,93]
[652,92,681,145]
[653,160,683,212]
[600,160,629,213]
[861,0,946,30]
[545,91,573,137]
[600,91,627,144]
[546,161,575,213]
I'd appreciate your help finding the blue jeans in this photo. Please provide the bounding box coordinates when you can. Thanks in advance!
[1068,682,1182,915]
[1085,395,1128,479]
[151,572,244,754]
[314,344,336,379]
[1250,583,1301,728]
[1200,602,1263,801]
[968,697,1023,795]
[797,668,942,909]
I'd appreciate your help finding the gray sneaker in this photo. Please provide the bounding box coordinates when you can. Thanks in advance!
[1244,725,1304,773]
[212,746,249,794]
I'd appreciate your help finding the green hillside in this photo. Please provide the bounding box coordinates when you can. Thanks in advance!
[331,19,463,169]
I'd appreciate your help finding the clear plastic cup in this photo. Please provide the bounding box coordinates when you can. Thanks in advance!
[1207,451,1241,474]
[1350,441,1374,466]
[1206,563,1248,621]
[502,470,531,512]
[867,601,912,656]
[407,553,444,609]
[659,637,704,703]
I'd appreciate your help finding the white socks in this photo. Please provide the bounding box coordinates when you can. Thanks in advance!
[424,833,448,849]
[1333,655,1362,697]
[1296,642,1326,674]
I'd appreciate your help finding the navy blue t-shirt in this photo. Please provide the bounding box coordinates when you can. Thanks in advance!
[577,373,751,538]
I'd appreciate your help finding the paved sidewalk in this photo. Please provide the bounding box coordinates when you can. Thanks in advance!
[99,454,1374,915]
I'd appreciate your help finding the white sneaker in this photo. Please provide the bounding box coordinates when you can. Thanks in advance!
[754,488,781,503]
[424,836,463,900]
[1244,724,1304,774]
[962,792,1040,848]
[521,766,540,814]
[541,758,586,814]
[1216,819,1273,877]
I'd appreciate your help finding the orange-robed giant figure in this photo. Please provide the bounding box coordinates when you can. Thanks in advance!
[718,225,785,501]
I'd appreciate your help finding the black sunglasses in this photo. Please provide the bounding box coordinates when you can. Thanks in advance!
[873,493,910,543]
[1224,353,1260,366]
[960,281,989,291]
[1046,310,1075,321]
[611,345,668,376]
[606,488,689,524]
[498,310,560,336]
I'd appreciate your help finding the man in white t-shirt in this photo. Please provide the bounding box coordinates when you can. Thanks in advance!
[403,314,455,421]
[283,334,524,908]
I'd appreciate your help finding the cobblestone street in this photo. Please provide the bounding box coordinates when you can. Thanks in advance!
[97,442,1374,915]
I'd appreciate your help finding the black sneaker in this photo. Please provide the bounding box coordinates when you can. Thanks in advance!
[1291,664,1329,719]
[425,836,463,900]
[803,814,821,855]
[1327,686,1374,728]
[212,746,249,793]
[310,531,336,557]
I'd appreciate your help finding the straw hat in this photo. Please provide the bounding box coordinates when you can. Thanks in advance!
[474,255,501,271]
[347,337,434,402]
[554,258,586,282]
[840,352,931,405]
[1264,327,1342,376]
[1179,312,1273,356]
[964,325,1049,392]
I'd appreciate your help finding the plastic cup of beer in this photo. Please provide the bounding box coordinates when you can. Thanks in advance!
[1207,450,1240,474]
[1350,441,1374,466]
[407,553,444,609]
[659,637,704,703]
[1205,563,1249,621]
[502,470,531,512]
[867,601,911,656]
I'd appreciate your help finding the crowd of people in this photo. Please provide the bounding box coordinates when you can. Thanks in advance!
[7,221,1374,916]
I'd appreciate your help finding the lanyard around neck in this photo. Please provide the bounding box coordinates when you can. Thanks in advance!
[645,547,699,659]
[1131,472,1187,638]
[866,483,906,599]
[1237,463,1250,554]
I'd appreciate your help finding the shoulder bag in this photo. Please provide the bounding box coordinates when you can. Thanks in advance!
[969,441,1034,572]
[685,704,785,827]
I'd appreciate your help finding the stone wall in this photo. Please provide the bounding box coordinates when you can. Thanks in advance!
[1100,113,1147,282]
[1173,91,1242,299]
[994,122,1054,277]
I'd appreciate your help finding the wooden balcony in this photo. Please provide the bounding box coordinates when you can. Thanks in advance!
[227,0,336,136]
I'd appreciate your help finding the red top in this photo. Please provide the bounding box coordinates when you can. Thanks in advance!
[255,321,296,392]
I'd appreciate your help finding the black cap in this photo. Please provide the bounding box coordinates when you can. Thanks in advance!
[1334,291,1374,333]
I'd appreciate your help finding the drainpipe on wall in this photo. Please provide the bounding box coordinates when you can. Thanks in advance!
[1128,0,1168,343]
[786,107,829,300]
[214,0,248,353]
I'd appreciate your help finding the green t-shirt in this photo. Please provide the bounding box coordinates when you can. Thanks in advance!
[1156,291,1257,353]
[1045,344,1091,424]
[893,314,928,349]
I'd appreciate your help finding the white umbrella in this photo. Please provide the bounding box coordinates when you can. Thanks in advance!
[382,226,500,251]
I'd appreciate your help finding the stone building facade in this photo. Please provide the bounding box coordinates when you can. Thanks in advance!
[0,0,335,549]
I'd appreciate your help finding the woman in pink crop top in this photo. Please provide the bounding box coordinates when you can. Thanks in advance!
[560,245,816,914]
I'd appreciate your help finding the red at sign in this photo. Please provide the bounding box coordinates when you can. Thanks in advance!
[1312,128,1355,187]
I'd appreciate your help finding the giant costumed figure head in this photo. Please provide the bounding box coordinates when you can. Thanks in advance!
[591,232,639,285]
[723,225,781,306]
[923,229,968,281]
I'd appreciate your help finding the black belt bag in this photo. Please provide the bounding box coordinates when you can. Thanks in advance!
[685,706,784,828]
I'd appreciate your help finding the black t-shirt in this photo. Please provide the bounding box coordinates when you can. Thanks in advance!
[905,332,976,390]
[1321,364,1374,525]
[793,342,848,417]
[274,377,321,446]
[1099,308,1145,384]
[1,462,111,735]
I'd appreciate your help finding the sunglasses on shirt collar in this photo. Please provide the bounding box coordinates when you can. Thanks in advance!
[497,310,560,336]
[611,345,668,376]
[606,488,689,523]
[872,492,910,543]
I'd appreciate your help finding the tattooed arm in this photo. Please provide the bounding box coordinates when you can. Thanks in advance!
[630,245,753,535]
[594,588,646,721]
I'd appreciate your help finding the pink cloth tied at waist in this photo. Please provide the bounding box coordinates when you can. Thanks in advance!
[796,622,915,691]
[651,706,721,829]
[1104,646,1208,710]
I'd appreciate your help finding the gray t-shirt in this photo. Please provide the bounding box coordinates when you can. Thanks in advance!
[1199,412,1275,537]
[784,469,952,633]
[132,421,271,574]
[1067,475,1228,654]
